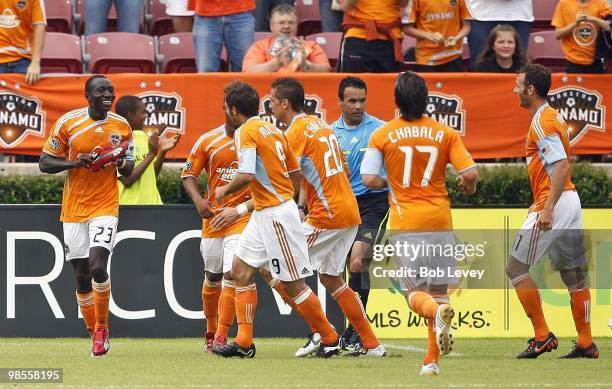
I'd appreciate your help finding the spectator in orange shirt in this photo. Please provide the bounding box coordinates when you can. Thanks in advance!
[243,4,331,72]
[403,0,472,72]
[552,0,611,74]
[189,0,255,71]
[0,0,46,84]
[339,0,408,73]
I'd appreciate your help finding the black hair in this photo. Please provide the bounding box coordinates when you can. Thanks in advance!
[518,64,552,99]
[115,95,143,119]
[271,77,305,112]
[394,72,427,120]
[338,76,367,100]
[223,81,260,117]
[85,75,108,93]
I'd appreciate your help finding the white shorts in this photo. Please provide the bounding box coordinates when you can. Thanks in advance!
[511,190,586,269]
[389,231,457,290]
[200,234,239,274]
[164,0,194,16]
[63,216,118,261]
[304,223,357,276]
[234,200,313,282]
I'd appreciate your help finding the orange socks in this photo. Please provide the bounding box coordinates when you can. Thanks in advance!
[423,317,439,365]
[76,291,95,336]
[512,275,550,341]
[293,288,338,345]
[202,277,222,334]
[407,291,438,320]
[331,284,378,349]
[234,284,257,348]
[216,279,236,339]
[268,278,316,333]
[92,279,110,330]
[569,287,592,348]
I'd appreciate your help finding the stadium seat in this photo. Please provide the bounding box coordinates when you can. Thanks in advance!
[296,0,322,37]
[44,0,73,33]
[528,31,565,72]
[85,32,156,73]
[147,0,174,36]
[532,0,558,31]
[75,0,145,34]
[305,32,342,68]
[158,33,196,73]
[41,32,82,73]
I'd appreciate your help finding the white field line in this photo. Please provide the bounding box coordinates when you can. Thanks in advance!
[384,343,464,357]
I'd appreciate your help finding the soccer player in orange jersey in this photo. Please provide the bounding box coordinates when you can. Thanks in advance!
[267,77,384,357]
[506,64,597,359]
[361,72,478,375]
[211,81,339,358]
[39,75,135,357]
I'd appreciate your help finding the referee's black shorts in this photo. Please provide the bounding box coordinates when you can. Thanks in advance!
[355,191,389,246]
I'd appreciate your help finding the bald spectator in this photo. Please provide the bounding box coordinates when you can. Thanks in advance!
[339,0,407,73]
[0,0,45,84]
[403,0,472,72]
[243,4,331,72]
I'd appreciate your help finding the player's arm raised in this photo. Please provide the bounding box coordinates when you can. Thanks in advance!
[39,152,94,174]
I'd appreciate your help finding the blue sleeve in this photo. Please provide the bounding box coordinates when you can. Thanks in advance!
[237,148,257,174]
[536,135,567,166]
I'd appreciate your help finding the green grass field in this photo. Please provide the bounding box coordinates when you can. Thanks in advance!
[0,337,610,388]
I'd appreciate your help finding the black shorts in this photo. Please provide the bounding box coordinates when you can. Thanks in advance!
[340,37,401,73]
[355,191,390,245]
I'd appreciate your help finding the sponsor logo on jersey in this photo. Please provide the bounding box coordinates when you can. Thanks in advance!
[0,92,45,148]
[0,8,21,28]
[259,94,326,130]
[216,161,239,183]
[137,92,186,135]
[547,86,605,144]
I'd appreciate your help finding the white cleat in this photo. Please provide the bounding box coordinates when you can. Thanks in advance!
[435,304,455,355]
[346,344,387,357]
[295,333,321,357]
[420,362,440,376]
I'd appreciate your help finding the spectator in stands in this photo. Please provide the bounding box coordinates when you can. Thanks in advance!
[465,0,533,70]
[339,0,407,73]
[254,0,294,32]
[320,0,343,32]
[243,4,331,72]
[115,96,179,205]
[552,0,611,74]
[403,0,472,73]
[0,0,45,84]
[85,0,142,36]
[474,24,526,73]
[190,0,255,72]
[164,0,194,33]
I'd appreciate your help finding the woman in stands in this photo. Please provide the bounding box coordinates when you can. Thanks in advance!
[474,24,526,72]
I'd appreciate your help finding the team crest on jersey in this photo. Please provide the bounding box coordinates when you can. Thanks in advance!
[184,160,192,171]
[217,161,239,183]
[0,92,45,148]
[547,86,605,144]
[573,22,597,46]
[137,92,185,135]
[16,0,27,10]
[259,94,326,130]
[449,0,457,7]
[109,133,121,146]
[396,93,466,135]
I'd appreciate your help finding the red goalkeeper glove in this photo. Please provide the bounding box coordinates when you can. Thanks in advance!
[88,140,130,172]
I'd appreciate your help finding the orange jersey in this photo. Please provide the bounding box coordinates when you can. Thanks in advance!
[0,0,46,63]
[235,117,300,211]
[344,0,402,40]
[364,115,475,230]
[285,114,361,230]
[42,108,133,223]
[526,104,575,212]
[552,0,611,65]
[406,0,472,66]
[182,125,251,238]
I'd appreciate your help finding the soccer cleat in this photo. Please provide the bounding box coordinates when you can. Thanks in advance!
[315,341,341,358]
[212,342,256,358]
[420,362,440,376]
[516,332,558,359]
[91,328,110,357]
[213,334,227,348]
[340,325,362,351]
[560,340,599,359]
[295,332,321,357]
[345,344,387,357]
[434,304,455,355]
[204,332,215,353]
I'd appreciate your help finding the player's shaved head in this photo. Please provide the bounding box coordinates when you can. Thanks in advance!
[85,75,109,93]
[224,81,260,118]
[394,71,427,121]
[518,64,551,99]
[271,77,304,112]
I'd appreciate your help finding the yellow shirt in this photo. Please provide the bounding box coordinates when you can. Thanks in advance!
[118,130,163,205]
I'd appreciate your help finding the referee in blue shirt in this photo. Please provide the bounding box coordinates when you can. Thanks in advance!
[331,77,389,349]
